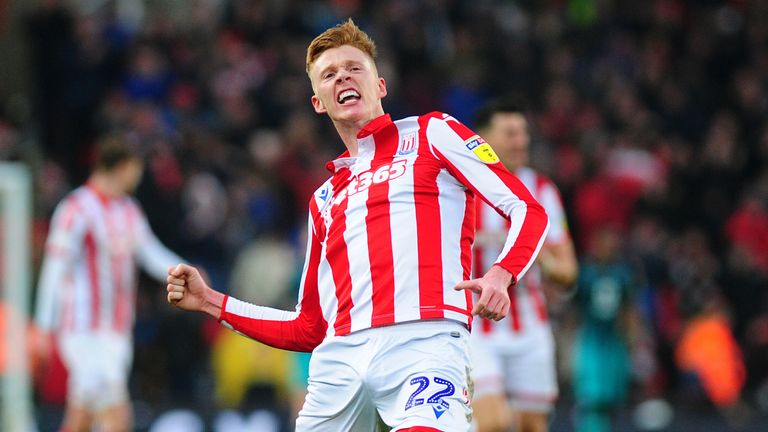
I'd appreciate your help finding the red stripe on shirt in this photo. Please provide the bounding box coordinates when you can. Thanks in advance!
[295,226,328,346]
[115,202,131,332]
[84,230,100,330]
[473,198,485,280]
[415,114,445,319]
[308,197,325,241]
[109,205,126,332]
[481,317,492,333]
[535,173,549,199]
[509,286,521,332]
[61,193,84,332]
[62,274,74,331]
[538,174,573,244]
[461,190,475,329]
[327,169,355,335]
[60,197,80,231]
[368,124,398,326]
[528,283,548,322]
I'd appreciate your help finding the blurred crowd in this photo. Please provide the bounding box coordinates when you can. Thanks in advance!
[1,0,767,430]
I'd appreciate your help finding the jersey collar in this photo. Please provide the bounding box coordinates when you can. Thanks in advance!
[356,113,392,139]
[86,181,117,205]
[326,113,392,173]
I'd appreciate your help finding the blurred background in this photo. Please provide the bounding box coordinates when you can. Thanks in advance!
[0,0,767,430]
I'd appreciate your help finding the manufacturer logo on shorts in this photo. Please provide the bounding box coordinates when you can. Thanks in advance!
[464,135,499,164]
[432,404,447,419]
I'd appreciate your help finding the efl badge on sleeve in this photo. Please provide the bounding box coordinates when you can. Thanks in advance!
[464,135,499,164]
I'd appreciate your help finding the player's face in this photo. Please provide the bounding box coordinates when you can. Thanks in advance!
[483,112,529,171]
[117,158,144,194]
[309,45,387,125]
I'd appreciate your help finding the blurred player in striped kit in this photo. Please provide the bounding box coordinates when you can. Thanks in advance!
[166,20,549,431]
[35,136,185,432]
[469,100,578,432]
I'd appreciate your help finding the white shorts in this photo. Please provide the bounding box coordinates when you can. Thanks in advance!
[296,320,473,432]
[58,331,132,410]
[470,324,558,412]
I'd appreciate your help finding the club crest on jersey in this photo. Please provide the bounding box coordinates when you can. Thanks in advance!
[464,135,499,164]
[397,132,417,155]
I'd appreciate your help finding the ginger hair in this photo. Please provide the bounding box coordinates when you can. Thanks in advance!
[306,18,377,74]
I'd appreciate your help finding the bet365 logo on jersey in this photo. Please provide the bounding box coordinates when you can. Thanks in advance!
[465,135,499,164]
[331,160,407,206]
[404,375,455,419]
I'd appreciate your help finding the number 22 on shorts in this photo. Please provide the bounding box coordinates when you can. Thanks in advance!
[404,375,456,419]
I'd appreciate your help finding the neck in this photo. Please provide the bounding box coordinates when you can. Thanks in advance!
[333,121,362,156]
[89,171,124,198]
[331,109,386,157]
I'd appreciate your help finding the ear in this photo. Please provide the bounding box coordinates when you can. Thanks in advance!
[311,94,327,114]
[378,77,387,99]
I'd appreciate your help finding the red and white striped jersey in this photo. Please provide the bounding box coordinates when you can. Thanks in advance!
[219,113,549,352]
[473,166,571,337]
[35,184,184,335]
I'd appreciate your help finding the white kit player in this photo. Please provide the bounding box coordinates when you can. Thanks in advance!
[35,136,185,432]
[166,20,549,432]
[470,101,578,432]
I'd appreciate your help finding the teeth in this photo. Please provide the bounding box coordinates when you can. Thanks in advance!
[338,89,360,103]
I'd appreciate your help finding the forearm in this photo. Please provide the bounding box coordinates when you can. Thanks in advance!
[138,238,186,281]
[218,297,326,352]
[216,212,327,352]
[541,254,579,288]
[495,201,550,281]
[166,264,322,351]
[34,254,68,331]
[487,264,515,287]
[543,260,578,286]
[200,288,225,320]
[539,243,578,287]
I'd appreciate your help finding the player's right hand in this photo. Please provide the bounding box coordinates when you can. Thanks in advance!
[167,264,226,319]
[166,264,208,312]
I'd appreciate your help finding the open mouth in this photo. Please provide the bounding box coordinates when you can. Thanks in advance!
[337,88,361,104]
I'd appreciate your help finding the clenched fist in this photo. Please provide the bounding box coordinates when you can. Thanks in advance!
[166,264,224,319]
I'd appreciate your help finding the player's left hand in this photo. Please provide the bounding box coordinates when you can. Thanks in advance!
[454,265,514,321]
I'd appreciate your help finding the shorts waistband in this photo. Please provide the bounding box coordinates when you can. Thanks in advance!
[341,318,469,339]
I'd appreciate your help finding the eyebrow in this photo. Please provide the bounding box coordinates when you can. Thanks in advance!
[318,60,365,77]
